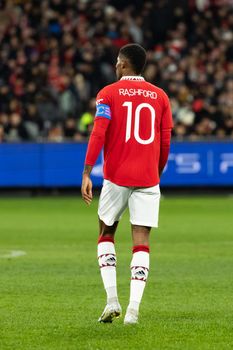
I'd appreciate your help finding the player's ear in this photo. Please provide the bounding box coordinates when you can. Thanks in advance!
[121,58,128,70]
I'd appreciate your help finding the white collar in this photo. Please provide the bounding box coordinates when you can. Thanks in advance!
[120,76,145,81]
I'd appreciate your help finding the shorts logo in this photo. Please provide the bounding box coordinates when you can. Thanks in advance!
[95,104,111,120]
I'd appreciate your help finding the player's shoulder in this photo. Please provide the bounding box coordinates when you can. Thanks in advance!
[144,81,170,107]
[98,81,119,95]
[96,82,120,105]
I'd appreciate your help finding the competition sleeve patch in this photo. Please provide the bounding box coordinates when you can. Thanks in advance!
[95,104,111,120]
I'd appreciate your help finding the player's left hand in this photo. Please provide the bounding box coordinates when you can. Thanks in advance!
[81,174,93,205]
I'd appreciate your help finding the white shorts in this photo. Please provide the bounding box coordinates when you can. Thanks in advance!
[98,180,161,227]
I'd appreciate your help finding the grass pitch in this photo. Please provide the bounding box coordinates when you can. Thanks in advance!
[0,195,232,350]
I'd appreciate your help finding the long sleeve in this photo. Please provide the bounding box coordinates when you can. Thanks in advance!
[85,118,110,166]
[159,94,173,174]
[159,128,172,174]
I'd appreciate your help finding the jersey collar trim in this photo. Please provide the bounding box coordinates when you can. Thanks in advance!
[120,76,145,81]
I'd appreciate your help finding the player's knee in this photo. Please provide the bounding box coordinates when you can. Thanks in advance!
[99,221,118,236]
[132,224,151,234]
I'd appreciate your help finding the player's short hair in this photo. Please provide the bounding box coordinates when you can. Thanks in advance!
[119,44,147,75]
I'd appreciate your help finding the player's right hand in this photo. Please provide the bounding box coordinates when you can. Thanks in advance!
[81,174,93,205]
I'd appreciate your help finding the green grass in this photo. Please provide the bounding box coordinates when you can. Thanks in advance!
[0,196,233,350]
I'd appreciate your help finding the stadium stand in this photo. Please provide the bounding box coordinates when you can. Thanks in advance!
[0,0,232,142]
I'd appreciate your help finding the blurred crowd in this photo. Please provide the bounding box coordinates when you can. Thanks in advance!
[0,0,232,142]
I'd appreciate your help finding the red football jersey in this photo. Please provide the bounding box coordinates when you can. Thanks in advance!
[86,76,173,187]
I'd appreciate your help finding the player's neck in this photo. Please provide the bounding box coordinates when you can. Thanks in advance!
[122,70,138,77]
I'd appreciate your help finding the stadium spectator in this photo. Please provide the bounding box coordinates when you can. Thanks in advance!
[5,112,29,142]
[0,0,232,142]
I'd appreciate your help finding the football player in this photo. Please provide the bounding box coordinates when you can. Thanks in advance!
[82,44,173,324]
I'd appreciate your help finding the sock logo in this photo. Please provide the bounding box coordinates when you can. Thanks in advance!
[131,266,148,282]
[106,255,116,265]
[98,254,116,268]
[136,270,146,277]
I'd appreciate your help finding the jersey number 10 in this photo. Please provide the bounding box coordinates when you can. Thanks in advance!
[123,102,155,145]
